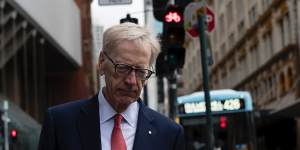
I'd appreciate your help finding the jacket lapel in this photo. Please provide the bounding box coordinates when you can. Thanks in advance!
[132,100,157,150]
[77,95,101,150]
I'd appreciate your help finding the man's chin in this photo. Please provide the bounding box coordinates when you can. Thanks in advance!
[114,98,137,112]
[119,96,137,103]
[117,96,137,105]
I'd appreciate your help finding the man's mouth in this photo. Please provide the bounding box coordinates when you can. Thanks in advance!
[118,89,136,97]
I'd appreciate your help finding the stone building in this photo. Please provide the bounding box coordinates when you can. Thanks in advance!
[180,0,300,149]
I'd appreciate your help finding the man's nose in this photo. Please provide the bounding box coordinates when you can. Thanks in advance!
[124,70,138,85]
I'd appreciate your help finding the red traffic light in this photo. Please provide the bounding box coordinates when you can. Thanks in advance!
[220,116,227,129]
[11,129,17,138]
[164,5,183,24]
[165,12,181,23]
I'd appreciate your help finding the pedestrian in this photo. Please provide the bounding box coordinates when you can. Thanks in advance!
[38,22,185,150]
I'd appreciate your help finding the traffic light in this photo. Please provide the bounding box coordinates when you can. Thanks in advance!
[10,129,17,144]
[163,5,183,26]
[219,116,227,129]
[162,4,185,70]
[10,129,17,139]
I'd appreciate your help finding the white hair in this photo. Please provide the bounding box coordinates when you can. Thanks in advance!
[102,22,160,65]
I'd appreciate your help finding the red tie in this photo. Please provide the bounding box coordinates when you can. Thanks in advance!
[111,114,126,150]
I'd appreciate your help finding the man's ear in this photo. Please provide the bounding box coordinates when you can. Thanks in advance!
[98,51,105,75]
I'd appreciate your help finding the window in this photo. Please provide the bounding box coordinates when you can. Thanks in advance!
[228,58,236,85]
[214,51,219,62]
[238,21,245,38]
[284,13,292,46]
[268,76,273,99]
[278,18,284,48]
[236,0,244,20]
[262,0,272,11]
[219,14,225,38]
[220,43,226,56]
[238,57,246,80]
[263,31,273,59]
[218,0,225,9]
[249,5,257,25]
[250,44,259,70]
[279,73,286,96]
[286,67,293,90]
[226,1,233,26]
[228,33,235,49]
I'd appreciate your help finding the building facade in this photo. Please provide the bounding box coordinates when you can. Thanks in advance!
[0,0,95,148]
[180,0,300,149]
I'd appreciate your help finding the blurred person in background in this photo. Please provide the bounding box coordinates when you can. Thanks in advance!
[38,22,185,150]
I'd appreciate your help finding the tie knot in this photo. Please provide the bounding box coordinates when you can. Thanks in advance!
[114,114,123,127]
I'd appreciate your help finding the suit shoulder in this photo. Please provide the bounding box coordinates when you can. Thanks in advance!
[144,107,182,129]
[48,96,98,118]
[48,99,88,113]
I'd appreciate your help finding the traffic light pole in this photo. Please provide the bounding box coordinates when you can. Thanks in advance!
[198,13,215,150]
[3,101,9,150]
[167,70,177,119]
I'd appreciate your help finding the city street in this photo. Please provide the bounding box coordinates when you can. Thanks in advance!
[0,0,300,149]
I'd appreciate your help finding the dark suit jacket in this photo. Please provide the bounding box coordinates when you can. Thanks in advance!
[38,95,185,150]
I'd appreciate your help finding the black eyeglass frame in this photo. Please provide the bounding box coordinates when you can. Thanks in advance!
[103,52,155,80]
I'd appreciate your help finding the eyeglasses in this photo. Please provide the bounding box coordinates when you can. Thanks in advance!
[103,52,154,80]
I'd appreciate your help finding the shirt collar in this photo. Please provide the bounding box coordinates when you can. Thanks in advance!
[98,88,139,127]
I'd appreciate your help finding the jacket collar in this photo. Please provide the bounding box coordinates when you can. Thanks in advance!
[77,96,157,150]
[77,95,101,150]
[132,99,157,150]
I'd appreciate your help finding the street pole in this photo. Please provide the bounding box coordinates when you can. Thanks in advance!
[3,101,9,150]
[168,70,177,119]
[198,9,215,150]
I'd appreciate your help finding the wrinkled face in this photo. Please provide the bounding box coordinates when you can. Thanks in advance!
[98,40,152,113]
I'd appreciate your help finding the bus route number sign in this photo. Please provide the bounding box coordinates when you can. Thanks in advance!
[183,98,245,114]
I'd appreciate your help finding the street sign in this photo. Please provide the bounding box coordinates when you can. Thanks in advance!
[206,7,215,32]
[184,1,205,38]
[184,2,215,39]
[99,0,132,6]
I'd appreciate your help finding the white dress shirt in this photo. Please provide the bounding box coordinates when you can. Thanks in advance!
[98,88,139,150]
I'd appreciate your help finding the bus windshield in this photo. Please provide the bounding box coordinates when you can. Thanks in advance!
[176,89,257,150]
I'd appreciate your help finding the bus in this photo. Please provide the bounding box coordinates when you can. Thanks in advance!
[176,89,257,150]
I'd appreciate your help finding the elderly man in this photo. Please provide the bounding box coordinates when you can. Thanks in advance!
[38,22,185,150]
